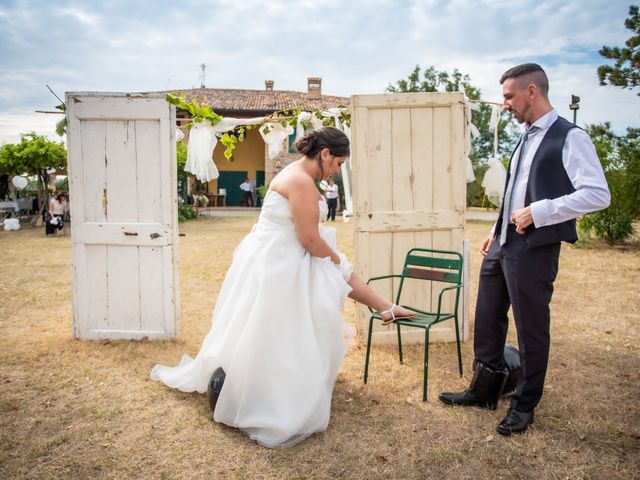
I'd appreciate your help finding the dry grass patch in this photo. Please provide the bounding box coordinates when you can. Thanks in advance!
[1,218,638,479]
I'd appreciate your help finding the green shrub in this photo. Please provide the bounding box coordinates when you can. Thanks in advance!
[579,124,639,244]
[178,204,196,222]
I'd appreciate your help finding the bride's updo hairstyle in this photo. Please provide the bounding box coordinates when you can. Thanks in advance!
[294,126,350,158]
[294,127,350,178]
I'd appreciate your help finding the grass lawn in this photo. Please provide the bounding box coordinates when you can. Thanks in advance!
[0,217,638,479]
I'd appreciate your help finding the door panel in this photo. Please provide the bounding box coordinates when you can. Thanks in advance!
[217,171,247,206]
[352,93,467,344]
[67,93,179,340]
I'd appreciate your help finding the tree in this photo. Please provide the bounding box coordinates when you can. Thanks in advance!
[579,123,640,244]
[387,65,519,206]
[597,5,640,94]
[0,132,67,215]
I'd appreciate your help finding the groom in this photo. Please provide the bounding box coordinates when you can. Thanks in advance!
[439,63,610,435]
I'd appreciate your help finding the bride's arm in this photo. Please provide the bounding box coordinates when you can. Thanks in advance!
[288,176,340,264]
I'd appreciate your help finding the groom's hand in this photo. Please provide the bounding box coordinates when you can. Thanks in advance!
[511,206,533,234]
[480,234,494,256]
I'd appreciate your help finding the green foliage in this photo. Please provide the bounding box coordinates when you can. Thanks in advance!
[55,177,68,192]
[257,184,269,203]
[176,141,188,181]
[0,132,67,212]
[0,132,66,176]
[178,204,197,222]
[176,141,189,203]
[55,118,67,137]
[467,163,493,208]
[579,123,639,244]
[220,133,238,160]
[55,102,67,136]
[597,5,640,94]
[166,94,223,125]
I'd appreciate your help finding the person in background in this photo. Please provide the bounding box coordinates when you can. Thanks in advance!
[62,196,71,236]
[193,191,208,217]
[239,178,253,207]
[324,178,339,221]
[46,192,68,236]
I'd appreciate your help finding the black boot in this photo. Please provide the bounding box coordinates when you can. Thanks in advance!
[502,344,521,396]
[206,367,226,414]
[439,362,508,410]
[471,345,522,396]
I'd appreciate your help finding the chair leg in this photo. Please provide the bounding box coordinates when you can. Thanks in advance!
[423,328,430,402]
[396,323,403,364]
[454,315,463,376]
[364,316,375,384]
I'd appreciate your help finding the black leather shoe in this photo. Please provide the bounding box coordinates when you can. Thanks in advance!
[439,362,508,410]
[206,367,226,414]
[496,408,534,436]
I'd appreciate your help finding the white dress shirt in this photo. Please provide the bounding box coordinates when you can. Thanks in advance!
[325,184,339,199]
[507,109,610,228]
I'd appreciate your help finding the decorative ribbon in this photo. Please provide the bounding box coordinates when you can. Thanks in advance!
[296,111,313,141]
[259,123,294,160]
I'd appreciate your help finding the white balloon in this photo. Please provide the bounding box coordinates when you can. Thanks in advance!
[12,176,28,189]
[3,218,19,231]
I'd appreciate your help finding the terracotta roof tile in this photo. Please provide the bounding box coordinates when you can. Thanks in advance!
[167,88,349,115]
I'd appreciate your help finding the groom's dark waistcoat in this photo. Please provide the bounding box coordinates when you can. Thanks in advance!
[496,116,578,249]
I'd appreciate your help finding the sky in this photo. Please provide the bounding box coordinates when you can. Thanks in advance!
[0,0,638,146]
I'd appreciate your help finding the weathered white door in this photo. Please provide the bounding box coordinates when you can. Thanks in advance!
[66,93,180,340]
[351,92,467,344]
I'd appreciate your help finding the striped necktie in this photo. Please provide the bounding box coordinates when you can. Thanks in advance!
[499,126,538,246]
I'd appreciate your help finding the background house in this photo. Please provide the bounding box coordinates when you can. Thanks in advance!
[170,78,348,206]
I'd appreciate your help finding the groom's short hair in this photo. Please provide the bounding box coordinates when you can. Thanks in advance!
[500,63,549,99]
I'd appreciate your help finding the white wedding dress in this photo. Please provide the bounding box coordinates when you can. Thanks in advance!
[150,190,355,448]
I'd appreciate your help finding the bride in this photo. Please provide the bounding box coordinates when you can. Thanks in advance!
[150,127,414,448]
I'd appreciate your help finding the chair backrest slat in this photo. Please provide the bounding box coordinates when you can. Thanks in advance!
[405,254,461,271]
[404,267,460,283]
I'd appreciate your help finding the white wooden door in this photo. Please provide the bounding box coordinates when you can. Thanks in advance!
[351,92,467,344]
[66,93,180,340]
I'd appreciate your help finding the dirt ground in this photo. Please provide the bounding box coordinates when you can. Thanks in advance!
[0,217,638,479]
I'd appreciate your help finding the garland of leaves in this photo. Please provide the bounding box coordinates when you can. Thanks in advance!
[165,93,351,161]
[51,92,351,163]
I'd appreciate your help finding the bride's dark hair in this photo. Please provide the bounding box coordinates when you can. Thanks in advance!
[294,126,350,157]
[294,127,350,178]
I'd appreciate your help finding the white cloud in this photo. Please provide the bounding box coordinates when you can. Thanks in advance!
[0,111,62,145]
[57,7,99,27]
[0,0,636,145]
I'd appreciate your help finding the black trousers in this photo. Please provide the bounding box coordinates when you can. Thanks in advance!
[45,214,64,235]
[474,225,560,412]
[326,198,337,221]
[241,191,253,207]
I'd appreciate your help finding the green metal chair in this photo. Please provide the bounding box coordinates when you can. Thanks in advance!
[363,247,464,401]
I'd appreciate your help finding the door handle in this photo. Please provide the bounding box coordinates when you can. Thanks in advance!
[123,231,138,236]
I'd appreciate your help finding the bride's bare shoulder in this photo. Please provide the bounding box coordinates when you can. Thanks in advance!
[270,166,315,197]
